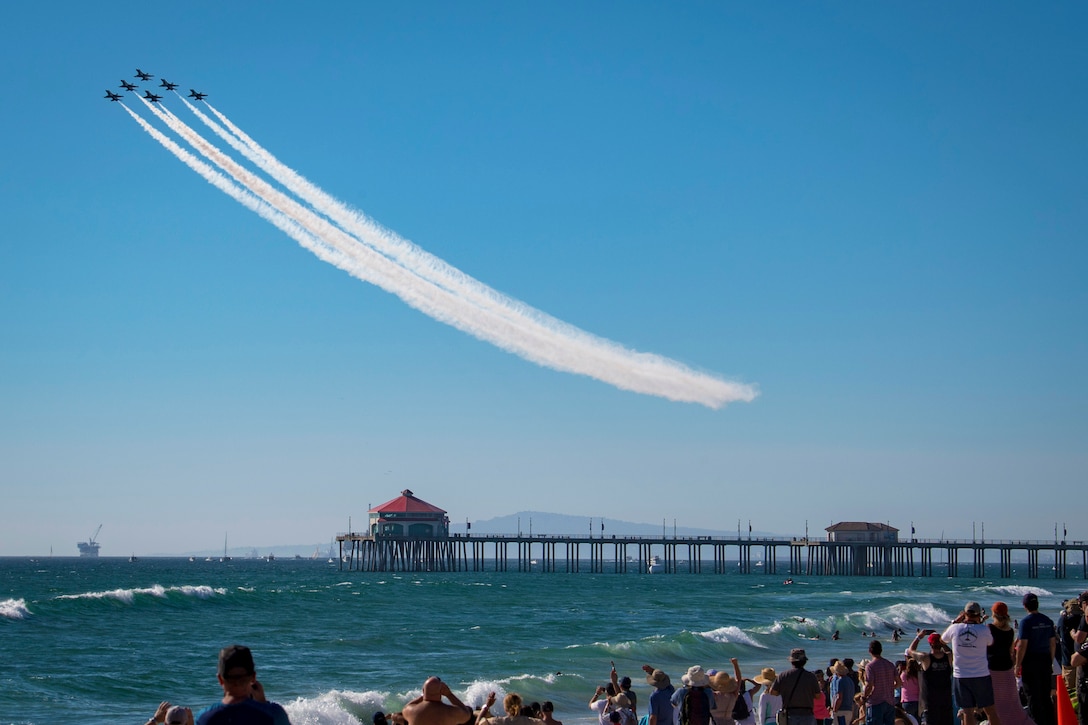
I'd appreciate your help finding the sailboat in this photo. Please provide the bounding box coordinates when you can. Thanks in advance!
[220,533,232,562]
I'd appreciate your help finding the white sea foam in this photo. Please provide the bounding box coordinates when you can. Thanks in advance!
[1,598,32,619]
[987,584,1053,598]
[698,625,765,648]
[283,688,387,725]
[55,584,226,603]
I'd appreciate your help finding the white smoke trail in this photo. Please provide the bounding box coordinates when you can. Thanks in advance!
[128,98,758,408]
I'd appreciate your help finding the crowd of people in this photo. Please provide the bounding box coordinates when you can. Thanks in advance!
[143,592,1079,725]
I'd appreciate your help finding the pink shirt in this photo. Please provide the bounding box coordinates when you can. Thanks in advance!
[900,673,919,704]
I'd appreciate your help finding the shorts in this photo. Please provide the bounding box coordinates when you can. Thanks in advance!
[952,676,995,709]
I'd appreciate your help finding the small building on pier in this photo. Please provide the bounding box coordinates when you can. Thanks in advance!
[826,521,899,544]
[369,490,450,538]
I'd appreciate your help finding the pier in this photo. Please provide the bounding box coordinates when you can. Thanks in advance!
[334,533,1088,578]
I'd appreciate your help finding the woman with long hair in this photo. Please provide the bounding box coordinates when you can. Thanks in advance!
[987,601,1035,725]
[898,659,921,721]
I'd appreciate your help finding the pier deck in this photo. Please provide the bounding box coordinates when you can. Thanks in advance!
[333,533,1088,577]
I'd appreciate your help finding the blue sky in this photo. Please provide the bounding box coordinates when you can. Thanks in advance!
[1,2,1084,556]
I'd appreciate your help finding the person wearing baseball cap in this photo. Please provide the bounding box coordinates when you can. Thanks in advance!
[940,603,999,725]
[1016,592,1057,725]
[195,644,291,725]
[905,629,953,725]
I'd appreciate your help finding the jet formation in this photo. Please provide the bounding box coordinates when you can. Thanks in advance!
[104,68,207,103]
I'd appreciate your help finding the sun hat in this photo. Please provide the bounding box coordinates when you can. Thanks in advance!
[789,648,808,664]
[710,671,739,694]
[684,666,711,688]
[646,669,671,690]
[610,694,631,709]
[753,667,777,685]
[832,662,849,677]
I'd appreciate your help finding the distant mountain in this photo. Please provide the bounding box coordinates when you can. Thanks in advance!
[164,514,777,557]
[465,511,776,538]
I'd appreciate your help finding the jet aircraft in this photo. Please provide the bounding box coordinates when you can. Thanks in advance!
[188,89,207,101]
[104,90,123,102]
[159,78,178,91]
[135,68,153,81]
[143,91,163,103]
[119,80,138,91]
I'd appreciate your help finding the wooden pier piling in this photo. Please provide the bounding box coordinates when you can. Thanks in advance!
[334,533,1088,578]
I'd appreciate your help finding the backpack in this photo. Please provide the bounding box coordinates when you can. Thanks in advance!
[732,693,751,722]
[681,686,712,725]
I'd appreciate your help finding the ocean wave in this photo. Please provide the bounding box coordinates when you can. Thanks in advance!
[986,584,1053,599]
[55,584,227,603]
[1,597,32,620]
[697,625,765,648]
[283,688,387,725]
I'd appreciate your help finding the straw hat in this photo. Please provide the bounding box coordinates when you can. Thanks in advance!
[609,694,631,709]
[710,671,739,694]
[753,667,777,685]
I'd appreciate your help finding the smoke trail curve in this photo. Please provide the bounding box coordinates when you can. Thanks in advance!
[129,97,758,408]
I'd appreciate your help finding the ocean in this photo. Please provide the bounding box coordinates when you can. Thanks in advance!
[0,557,1080,725]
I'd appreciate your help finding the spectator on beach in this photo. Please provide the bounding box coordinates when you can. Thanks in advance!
[986,601,1034,725]
[892,704,918,725]
[906,631,954,725]
[478,692,544,725]
[672,666,716,725]
[1057,597,1083,696]
[144,702,193,725]
[753,667,782,725]
[941,601,1002,725]
[770,649,822,725]
[830,661,857,725]
[897,659,920,722]
[708,668,741,725]
[812,669,831,725]
[642,665,677,725]
[1068,638,1088,725]
[1075,591,1088,648]
[731,664,760,725]
[1015,592,1056,725]
[617,675,638,717]
[402,677,474,725]
[194,644,291,725]
[849,695,866,725]
[862,640,901,725]
[591,684,636,725]
[540,701,562,725]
